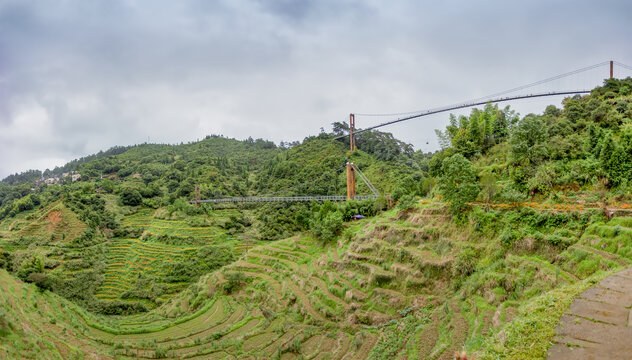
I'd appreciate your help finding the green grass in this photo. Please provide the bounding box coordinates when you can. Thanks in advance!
[2,202,632,359]
[477,271,610,360]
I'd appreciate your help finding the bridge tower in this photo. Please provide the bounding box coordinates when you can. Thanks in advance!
[346,162,356,200]
[610,60,614,79]
[349,113,356,152]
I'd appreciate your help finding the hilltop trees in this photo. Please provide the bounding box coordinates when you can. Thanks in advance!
[435,104,518,158]
[429,78,632,201]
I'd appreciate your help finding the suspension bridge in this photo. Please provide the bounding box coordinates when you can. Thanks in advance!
[191,60,632,205]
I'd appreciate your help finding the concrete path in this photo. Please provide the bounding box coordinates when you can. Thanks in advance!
[547,267,632,359]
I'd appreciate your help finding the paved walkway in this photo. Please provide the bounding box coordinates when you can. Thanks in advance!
[547,267,632,359]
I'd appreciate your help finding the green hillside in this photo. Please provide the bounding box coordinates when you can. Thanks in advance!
[1,78,632,359]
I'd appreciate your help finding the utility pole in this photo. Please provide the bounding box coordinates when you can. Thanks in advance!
[346,162,356,200]
[349,113,356,152]
[610,60,614,79]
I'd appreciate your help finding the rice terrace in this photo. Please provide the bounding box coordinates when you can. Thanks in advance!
[2,1,632,359]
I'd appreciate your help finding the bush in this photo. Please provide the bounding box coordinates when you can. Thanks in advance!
[576,258,599,278]
[162,244,235,283]
[468,207,499,232]
[546,234,564,246]
[17,254,45,281]
[499,184,528,204]
[224,272,247,294]
[500,229,522,247]
[452,245,479,278]
[438,154,480,215]
[119,187,142,206]
[0,250,10,270]
[311,211,343,242]
[27,272,56,291]
[396,194,416,210]
[0,308,12,337]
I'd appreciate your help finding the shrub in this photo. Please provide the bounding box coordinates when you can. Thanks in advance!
[310,201,344,242]
[27,272,56,291]
[396,194,416,210]
[499,184,528,204]
[546,234,564,246]
[312,211,343,242]
[17,254,45,281]
[500,229,522,247]
[224,272,247,294]
[468,207,499,232]
[452,245,479,278]
[0,308,11,337]
[576,258,599,278]
[119,187,142,206]
[438,154,480,215]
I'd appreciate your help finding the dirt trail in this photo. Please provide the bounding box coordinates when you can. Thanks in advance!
[548,267,632,359]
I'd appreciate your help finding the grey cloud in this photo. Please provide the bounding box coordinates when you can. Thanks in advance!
[1,0,632,178]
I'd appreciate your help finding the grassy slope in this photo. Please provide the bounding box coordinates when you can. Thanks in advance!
[2,204,631,359]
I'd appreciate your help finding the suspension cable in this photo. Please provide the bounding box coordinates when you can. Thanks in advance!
[614,61,632,72]
[334,91,590,140]
[355,61,609,117]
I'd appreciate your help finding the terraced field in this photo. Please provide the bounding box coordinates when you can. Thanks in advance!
[3,204,632,359]
[0,202,87,247]
[95,208,258,304]
[122,209,226,240]
[96,238,199,302]
[0,207,502,359]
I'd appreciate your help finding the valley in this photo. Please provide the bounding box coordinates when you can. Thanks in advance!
[1,79,632,359]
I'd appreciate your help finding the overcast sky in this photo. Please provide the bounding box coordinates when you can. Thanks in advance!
[1,0,632,179]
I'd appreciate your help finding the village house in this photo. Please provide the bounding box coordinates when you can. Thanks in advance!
[44,177,59,185]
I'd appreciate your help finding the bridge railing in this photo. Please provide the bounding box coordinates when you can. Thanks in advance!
[189,195,378,204]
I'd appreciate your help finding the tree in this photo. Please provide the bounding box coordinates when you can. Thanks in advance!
[508,115,549,186]
[509,115,549,166]
[310,201,344,242]
[17,254,45,281]
[119,187,142,206]
[391,173,427,202]
[99,179,115,193]
[436,104,514,158]
[584,123,602,157]
[438,154,480,215]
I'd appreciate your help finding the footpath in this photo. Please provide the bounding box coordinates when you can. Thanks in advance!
[547,267,632,359]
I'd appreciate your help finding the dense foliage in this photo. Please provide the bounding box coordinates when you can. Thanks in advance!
[1,79,631,323]
[431,78,632,203]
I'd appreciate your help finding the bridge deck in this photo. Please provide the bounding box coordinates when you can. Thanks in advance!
[190,195,378,204]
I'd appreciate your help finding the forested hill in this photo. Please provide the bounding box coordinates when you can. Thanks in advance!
[2,77,632,223]
[0,129,428,221]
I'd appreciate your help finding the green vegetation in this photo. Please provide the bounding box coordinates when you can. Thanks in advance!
[0,79,631,359]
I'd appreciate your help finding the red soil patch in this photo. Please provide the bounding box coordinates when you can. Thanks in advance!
[46,210,63,231]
